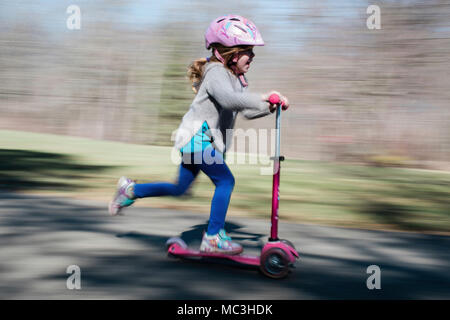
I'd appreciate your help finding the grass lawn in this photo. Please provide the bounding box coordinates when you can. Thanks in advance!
[1,129,449,235]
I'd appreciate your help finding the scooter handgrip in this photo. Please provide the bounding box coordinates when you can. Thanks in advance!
[268,93,280,105]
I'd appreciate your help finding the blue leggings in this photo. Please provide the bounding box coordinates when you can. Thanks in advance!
[133,149,235,235]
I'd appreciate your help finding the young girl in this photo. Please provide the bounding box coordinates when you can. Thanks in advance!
[109,15,289,255]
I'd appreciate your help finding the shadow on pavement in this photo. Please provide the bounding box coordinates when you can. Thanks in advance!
[0,193,449,299]
[0,149,115,191]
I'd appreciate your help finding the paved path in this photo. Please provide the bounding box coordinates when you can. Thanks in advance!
[0,193,448,299]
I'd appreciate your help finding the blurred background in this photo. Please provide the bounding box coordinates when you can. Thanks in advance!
[0,0,449,233]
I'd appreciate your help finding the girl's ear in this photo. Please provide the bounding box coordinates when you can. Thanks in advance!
[232,54,239,63]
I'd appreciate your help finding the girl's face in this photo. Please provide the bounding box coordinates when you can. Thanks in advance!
[234,47,255,74]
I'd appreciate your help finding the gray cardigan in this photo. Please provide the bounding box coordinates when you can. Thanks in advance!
[174,62,271,153]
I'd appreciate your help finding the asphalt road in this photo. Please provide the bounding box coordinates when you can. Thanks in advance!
[0,193,449,299]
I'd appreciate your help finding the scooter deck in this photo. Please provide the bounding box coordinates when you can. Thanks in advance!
[168,243,261,266]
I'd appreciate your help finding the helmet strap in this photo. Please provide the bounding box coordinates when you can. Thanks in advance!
[230,53,248,87]
[214,49,248,87]
[213,49,225,64]
[238,74,248,87]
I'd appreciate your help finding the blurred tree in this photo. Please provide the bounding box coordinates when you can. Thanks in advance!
[154,36,196,146]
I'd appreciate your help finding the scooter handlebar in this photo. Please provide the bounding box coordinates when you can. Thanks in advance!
[268,93,287,110]
[268,93,281,105]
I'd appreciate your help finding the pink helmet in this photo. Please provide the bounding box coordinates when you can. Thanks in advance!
[205,15,264,49]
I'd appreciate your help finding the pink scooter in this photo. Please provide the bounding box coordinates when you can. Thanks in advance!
[166,94,299,279]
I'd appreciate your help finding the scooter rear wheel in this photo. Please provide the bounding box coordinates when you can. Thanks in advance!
[260,247,290,279]
[166,237,187,249]
[166,237,187,258]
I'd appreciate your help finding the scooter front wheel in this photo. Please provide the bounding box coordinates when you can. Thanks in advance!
[280,239,296,251]
[260,247,290,279]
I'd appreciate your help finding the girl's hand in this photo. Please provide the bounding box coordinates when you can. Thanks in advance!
[280,96,289,111]
[262,91,290,112]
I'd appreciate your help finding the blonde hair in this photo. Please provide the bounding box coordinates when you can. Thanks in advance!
[187,44,253,93]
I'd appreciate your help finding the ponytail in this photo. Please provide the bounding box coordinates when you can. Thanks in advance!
[187,57,215,93]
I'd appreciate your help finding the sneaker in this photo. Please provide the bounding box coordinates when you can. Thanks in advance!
[199,230,243,255]
[218,228,232,241]
[108,176,136,216]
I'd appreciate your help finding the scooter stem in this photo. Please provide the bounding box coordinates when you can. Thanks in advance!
[270,104,282,241]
